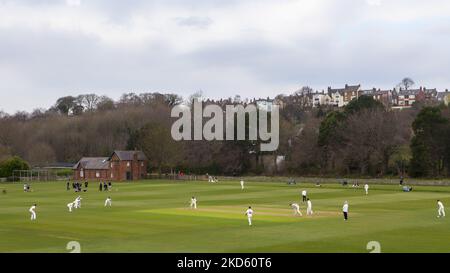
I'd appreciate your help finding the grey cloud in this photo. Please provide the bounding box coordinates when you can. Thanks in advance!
[1,0,450,113]
[174,16,213,29]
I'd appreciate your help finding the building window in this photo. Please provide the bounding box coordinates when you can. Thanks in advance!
[127,162,130,167]
[111,173,114,178]
[80,170,84,178]
[111,163,113,168]
[141,162,144,167]
[96,172,100,178]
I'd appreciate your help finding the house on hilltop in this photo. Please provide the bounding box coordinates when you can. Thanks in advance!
[437,90,450,106]
[361,88,394,107]
[395,87,438,108]
[327,84,361,107]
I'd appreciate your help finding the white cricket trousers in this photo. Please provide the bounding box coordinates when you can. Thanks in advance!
[30,211,36,220]
[307,207,313,215]
[105,200,112,207]
[439,207,446,217]
[248,216,252,226]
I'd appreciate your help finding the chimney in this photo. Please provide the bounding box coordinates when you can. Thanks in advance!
[345,84,348,89]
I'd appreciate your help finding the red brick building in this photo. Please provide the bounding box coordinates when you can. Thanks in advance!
[73,150,148,181]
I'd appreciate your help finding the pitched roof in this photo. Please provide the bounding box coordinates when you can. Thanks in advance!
[398,87,438,96]
[328,84,360,95]
[328,87,345,95]
[345,84,361,93]
[112,150,148,161]
[362,89,391,96]
[437,92,450,100]
[398,89,421,96]
[73,157,110,170]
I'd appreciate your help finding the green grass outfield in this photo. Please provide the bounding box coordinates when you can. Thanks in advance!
[1,180,450,253]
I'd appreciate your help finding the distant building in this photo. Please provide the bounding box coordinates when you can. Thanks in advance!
[395,87,438,108]
[361,88,394,107]
[327,84,361,107]
[312,91,332,107]
[255,98,276,112]
[437,90,450,106]
[73,150,148,181]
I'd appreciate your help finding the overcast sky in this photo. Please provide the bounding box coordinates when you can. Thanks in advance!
[1,0,450,113]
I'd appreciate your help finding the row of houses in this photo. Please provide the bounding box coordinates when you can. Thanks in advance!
[190,85,449,112]
[274,84,450,109]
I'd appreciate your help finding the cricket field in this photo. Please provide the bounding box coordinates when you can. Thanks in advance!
[1,180,449,253]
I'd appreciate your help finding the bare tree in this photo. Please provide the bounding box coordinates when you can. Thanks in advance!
[135,122,181,174]
[187,90,204,105]
[96,96,116,111]
[338,109,408,175]
[77,94,100,112]
[0,144,12,162]
[399,77,415,90]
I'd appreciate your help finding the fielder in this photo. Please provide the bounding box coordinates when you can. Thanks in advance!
[306,198,313,215]
[364,184,369,195]
[29,204,37,221]
[343,201,349,221]
[105,196,112,207]
[290,203,302,216]
[240,180,245,190]
[67,201,75,212]
[74,196,82,209]
[190,196,197,209]
[245,206,254,226]
[437,200,445,218]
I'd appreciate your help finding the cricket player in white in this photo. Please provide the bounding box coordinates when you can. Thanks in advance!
[240,180,245,190]
[437,200,445,218]
[364,184,369,195]
[290,203,302,216]
[245,206,253,226]
[29,204,37,220]
[105,197,112,207]
[306,198,313,215]
[190,196,197,209]
[74,196,82,209]
[343,201,349,221]
[67,202,74,212]
[302,190,307,202]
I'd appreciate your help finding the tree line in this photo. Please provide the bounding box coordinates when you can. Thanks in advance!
[0,91,449,178]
